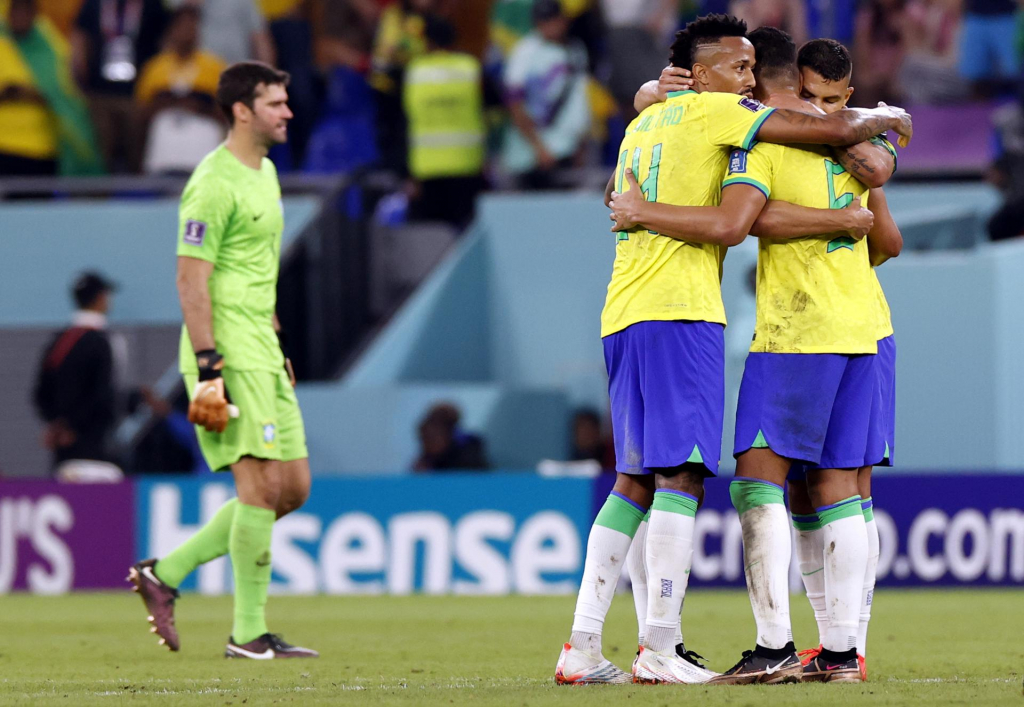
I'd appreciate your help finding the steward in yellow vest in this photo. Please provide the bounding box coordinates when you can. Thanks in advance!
[402,17,486,229]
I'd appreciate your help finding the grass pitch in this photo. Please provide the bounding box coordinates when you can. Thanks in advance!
[0,589,1020,706]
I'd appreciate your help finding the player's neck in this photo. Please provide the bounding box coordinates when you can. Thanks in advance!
[756,79,803,110]
[224,131,268,170]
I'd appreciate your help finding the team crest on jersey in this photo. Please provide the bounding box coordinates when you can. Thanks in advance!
[827,236,857,253]
[739,97,765,112]
[729,149,747,174]
[262,422,276,447]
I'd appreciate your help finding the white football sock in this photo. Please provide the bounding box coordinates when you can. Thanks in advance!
[626,517,648,645]
[819,497,869,653]
[570,493,647,654]
[858,506,879,657]
[732,480,793,650]
[643,491,697,653]
[794,515,827,645]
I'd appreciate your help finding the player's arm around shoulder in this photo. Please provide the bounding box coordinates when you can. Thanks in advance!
[734,144,875,240]
[756,103,912,148]
[833,134,896,189]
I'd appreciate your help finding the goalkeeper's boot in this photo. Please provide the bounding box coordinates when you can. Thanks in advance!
[127,559,180,651]
[802,650,863,683]
[554,643,631,685]
[797,644,822,666]
[633,644,718,684]
[707,644,802,685]
[225,633,319,659]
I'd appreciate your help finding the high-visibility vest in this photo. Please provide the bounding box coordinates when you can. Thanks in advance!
[403,51,485,180]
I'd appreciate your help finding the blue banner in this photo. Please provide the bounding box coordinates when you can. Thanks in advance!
[133,472,1024,595]
[135,473,594,595]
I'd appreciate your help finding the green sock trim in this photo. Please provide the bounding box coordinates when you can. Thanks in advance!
[791,513,823,532]
[230,503,277,644]
[817,495,863,525]
[729,479,785,516]
[643,509,651,522]
[651,490,698,518]
[752,430,770,449]
[155,498,238,589]
[863,496,875,523]
[594,494,647,536]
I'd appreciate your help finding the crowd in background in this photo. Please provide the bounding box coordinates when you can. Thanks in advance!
[0,0,1021,195]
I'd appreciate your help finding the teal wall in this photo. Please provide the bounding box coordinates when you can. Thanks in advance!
[306,183,1015,473]
[0,197,318,326]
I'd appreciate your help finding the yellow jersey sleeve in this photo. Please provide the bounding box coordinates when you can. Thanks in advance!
[722,145,776,200]
[702,92,775,151]
[869,135,898,174]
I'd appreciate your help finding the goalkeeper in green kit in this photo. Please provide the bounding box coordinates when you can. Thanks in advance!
[127,62,317,659]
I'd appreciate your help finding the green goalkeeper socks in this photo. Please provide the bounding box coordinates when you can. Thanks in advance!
[230,503,276,645]
[155,499,238,589]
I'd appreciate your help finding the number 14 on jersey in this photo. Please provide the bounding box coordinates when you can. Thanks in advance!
[616,143,662,241]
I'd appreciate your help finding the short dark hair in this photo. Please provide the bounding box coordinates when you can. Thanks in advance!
[747,26,797,83]
[670,14,747,70]
[797,38,852,81]
[216,61,290,125]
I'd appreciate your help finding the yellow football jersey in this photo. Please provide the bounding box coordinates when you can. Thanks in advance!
[600,90,775,337]
[723,141,879,354]
[872,270,894,340]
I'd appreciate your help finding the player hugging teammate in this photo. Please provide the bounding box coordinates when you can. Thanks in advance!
[556,14,905,686]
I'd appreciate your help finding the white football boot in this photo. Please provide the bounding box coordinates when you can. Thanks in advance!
[632,644,719,684]
[555,643,632,685]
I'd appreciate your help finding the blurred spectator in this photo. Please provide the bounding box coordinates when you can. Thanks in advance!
[403,16,486,228]
[370,0,437,172]
[165,0,275,66]
[852,0,906,106]
[312,0,380,73]
[4,0,104,177]
[259,0,315,168]
[0,0,57,175]
[413,402,489,471]
[135,5,225,174]
[899,0,965,104]
[33,272,123,482]
[72,0,168,173]
[501,0,590,189]
[731,0,807,45]
[806,0,857,45]
[987,97,1024,240]
[600,0,678,116]
[569,408,614,467]
[959,0,1018,96]
[34,0,87,37]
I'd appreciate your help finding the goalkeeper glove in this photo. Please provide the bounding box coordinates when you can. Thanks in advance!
[188,349,239,433]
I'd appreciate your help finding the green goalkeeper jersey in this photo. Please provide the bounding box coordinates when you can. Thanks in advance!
[177,145,285,374]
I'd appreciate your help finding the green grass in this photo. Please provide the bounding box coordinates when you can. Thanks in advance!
[0,590,1020,705]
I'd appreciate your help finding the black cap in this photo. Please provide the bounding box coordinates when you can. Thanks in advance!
[533,0,563,23]
[72,271,116,308]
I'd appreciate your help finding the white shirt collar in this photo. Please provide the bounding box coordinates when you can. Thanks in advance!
[72,310,108,329]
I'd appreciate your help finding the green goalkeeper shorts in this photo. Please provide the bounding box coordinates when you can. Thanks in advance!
[183,368,308,472]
